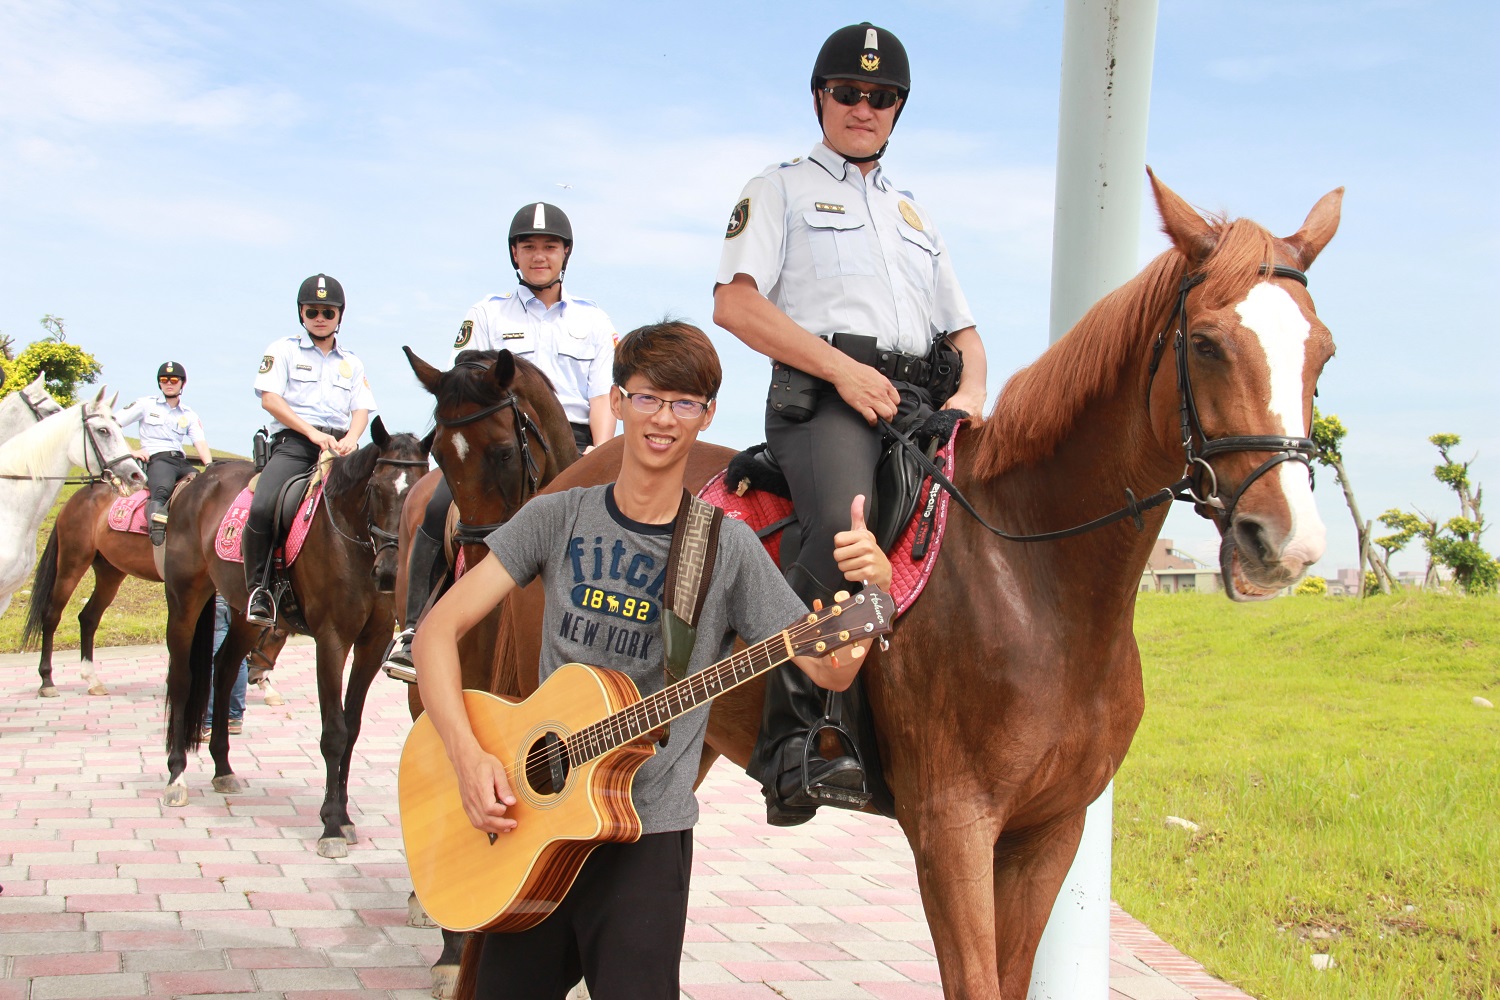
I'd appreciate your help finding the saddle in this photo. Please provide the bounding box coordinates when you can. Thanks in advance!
[109,474,197,536]
[216,457,333,634]
[711,408,963,617]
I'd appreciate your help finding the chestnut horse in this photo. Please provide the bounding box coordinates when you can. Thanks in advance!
[484,174,1341,996]
[393,348,579,995]
[159,418,430,857]
[23,481,289,699]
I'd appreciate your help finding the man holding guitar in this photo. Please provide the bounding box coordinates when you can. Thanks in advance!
[411,321,885,999]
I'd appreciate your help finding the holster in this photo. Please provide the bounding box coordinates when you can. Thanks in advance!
[927,335,964,408]
[252,428,271,471]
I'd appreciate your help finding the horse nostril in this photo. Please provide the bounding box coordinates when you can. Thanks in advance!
[1234,518,1274,564]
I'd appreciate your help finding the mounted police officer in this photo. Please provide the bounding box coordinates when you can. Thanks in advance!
[120,361,213,546]
[713,23,989,825]
[382,202,618,674]
[244,274,377,626]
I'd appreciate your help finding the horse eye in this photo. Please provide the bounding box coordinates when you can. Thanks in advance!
[1190,335,1221,360]
[496,447,516,462]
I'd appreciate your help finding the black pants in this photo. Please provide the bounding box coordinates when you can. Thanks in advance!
[244,430,326,590]
[569,421,591,455]
[473,830,693,1000]
[145,452,194,507]
[421,475,452,540]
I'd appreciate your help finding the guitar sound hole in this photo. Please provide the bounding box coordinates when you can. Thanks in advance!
[523,732,570,796]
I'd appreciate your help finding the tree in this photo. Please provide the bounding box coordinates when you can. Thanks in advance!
[39,314,68,342]
[1,338,101,407]
[1295,575,1327,596]
[1375,509,1433,588]
[1424,434,1496,594]
[1311,408,1394,594]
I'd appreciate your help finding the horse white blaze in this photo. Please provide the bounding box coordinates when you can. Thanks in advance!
[451,432,469,462]
[1235,283,1326,569]
[394,471,409,496]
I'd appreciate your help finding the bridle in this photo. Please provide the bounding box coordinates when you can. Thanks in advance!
[320,453,433,560]
[882,263,1319,543]
[436,360,553,546]
[81,406,140,496]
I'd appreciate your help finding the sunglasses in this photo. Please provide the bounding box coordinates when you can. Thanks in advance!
[303,306,339,320]
[158,377,183,385]
[822,85,899,110]
[618,390,709,420]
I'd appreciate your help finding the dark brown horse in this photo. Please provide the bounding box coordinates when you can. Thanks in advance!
[487,174,1342,996]
[160,417,430,857]
[23,482,288,699]
[393,348,578,995]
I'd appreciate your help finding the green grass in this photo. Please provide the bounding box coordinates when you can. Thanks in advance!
[1117,591,1500,999]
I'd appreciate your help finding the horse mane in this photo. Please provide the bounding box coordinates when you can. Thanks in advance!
[971,215,1280,479]
[323,431,427,499]
[439,350,557,411]
[0,402,86,478]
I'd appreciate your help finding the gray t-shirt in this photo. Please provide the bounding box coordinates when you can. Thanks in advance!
[487,484,808,833]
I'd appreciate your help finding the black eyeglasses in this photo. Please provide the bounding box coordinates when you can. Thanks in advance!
[619,390,709,420]
[822,85,899,110]
[303,306,338,320]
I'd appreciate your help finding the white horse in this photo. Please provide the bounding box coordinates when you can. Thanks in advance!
[0,375,63,441]
[0,390,145,619]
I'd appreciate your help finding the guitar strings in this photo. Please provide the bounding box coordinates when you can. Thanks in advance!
[491,608,864,789]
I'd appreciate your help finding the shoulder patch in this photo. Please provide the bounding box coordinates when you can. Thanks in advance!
[258,355,274,374]
[725,198,751,240]
[454,320,473,349]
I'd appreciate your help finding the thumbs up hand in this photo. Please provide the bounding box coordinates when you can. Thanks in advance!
[832,494,891,591]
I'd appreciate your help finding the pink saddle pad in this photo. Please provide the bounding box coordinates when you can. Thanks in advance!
[697,424,958,618]
[214,483,324,567]
[107,491,150,535]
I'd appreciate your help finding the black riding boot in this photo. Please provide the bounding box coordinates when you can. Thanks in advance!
[382,528,445,676]
[146,500,169,547]
[749,564,867,826]
[242,525,276,627]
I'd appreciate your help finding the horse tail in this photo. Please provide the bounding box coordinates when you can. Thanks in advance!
[168,598,218,752]
[21,527,61,651]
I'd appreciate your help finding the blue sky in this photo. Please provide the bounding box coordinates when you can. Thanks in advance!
[1,0,1495,576]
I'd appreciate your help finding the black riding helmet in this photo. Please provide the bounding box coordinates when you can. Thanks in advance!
[157,361,186,385]
[811,22,911,162]
[296,273,346,328]
[508,202,573,292]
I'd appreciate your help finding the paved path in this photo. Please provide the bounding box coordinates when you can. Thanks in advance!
[0,641,1252,999]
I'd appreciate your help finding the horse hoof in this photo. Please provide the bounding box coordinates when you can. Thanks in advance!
[317,837,349,859]
[38,685,59,698]
[261,685,286,707]
[211,774,246,794]
[87,684,109,696]
[408,895,438,928]
[340,824,357,844]
[431,964,459,999]
[163,785,189,808]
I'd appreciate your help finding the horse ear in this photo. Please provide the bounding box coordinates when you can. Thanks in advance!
[370,414,389,448]
[94,386,107,404]
[419,428,436,457]
[1148,167,1217,268]
[490,350,516,389]
[404,346,443,395]
[1282,187,1344,272]
[107,391,119,411]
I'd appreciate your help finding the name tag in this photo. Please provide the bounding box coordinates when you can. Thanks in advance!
[296,364,313,371]
[815,203,845,214]
[502,332,525,341]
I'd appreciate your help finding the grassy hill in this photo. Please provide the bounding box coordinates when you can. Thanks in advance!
[1117,592,1499,999]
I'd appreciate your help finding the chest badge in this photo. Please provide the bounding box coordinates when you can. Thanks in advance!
[898,200,923,231]
[814,202,845,214]
[178,416,190,430]
[338,360,353,379]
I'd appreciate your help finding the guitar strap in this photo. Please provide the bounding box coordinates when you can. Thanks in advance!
[657,490,723,746]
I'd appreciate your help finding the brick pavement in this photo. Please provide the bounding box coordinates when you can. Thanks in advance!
[0,641,1252,999]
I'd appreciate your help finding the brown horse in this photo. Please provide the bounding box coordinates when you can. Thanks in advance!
[160,417,431,857]
[23,481,288,699]
[393,348,578,994]
[486,174,1341,996]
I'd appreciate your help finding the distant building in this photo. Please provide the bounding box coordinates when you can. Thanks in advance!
[1139,539,1222,594]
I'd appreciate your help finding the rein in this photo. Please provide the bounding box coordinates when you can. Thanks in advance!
[436,365,552,544]
[883,263,1317,544]
[0,407,136,496]
[320,454,432,557]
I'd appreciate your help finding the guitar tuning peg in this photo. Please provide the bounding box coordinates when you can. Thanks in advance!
[878,636,890,652]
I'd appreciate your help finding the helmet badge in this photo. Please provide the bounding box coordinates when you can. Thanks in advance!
[316,276,327,300]
[861,27,880,72]
[533,203,546,229]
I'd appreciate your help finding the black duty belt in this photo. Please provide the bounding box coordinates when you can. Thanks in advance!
[824,336,931,387]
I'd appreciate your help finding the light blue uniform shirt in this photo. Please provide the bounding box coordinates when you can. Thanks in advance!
[253,334,378,434]
[451,286,617,426]
[119,395,207,455]
[716,142,975,357]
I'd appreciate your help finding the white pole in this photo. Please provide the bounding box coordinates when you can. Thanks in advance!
[1030,1,1158,998]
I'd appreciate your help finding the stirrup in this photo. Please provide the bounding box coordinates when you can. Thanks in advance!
[149,511,169,546]
[245,587,277,627]
[381,628,417,685]
[797,718,873,810]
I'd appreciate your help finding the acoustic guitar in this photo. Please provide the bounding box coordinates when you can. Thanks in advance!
[398,585,894,933]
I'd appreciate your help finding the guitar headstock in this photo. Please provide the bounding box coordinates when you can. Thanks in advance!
[786,585,894,658]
